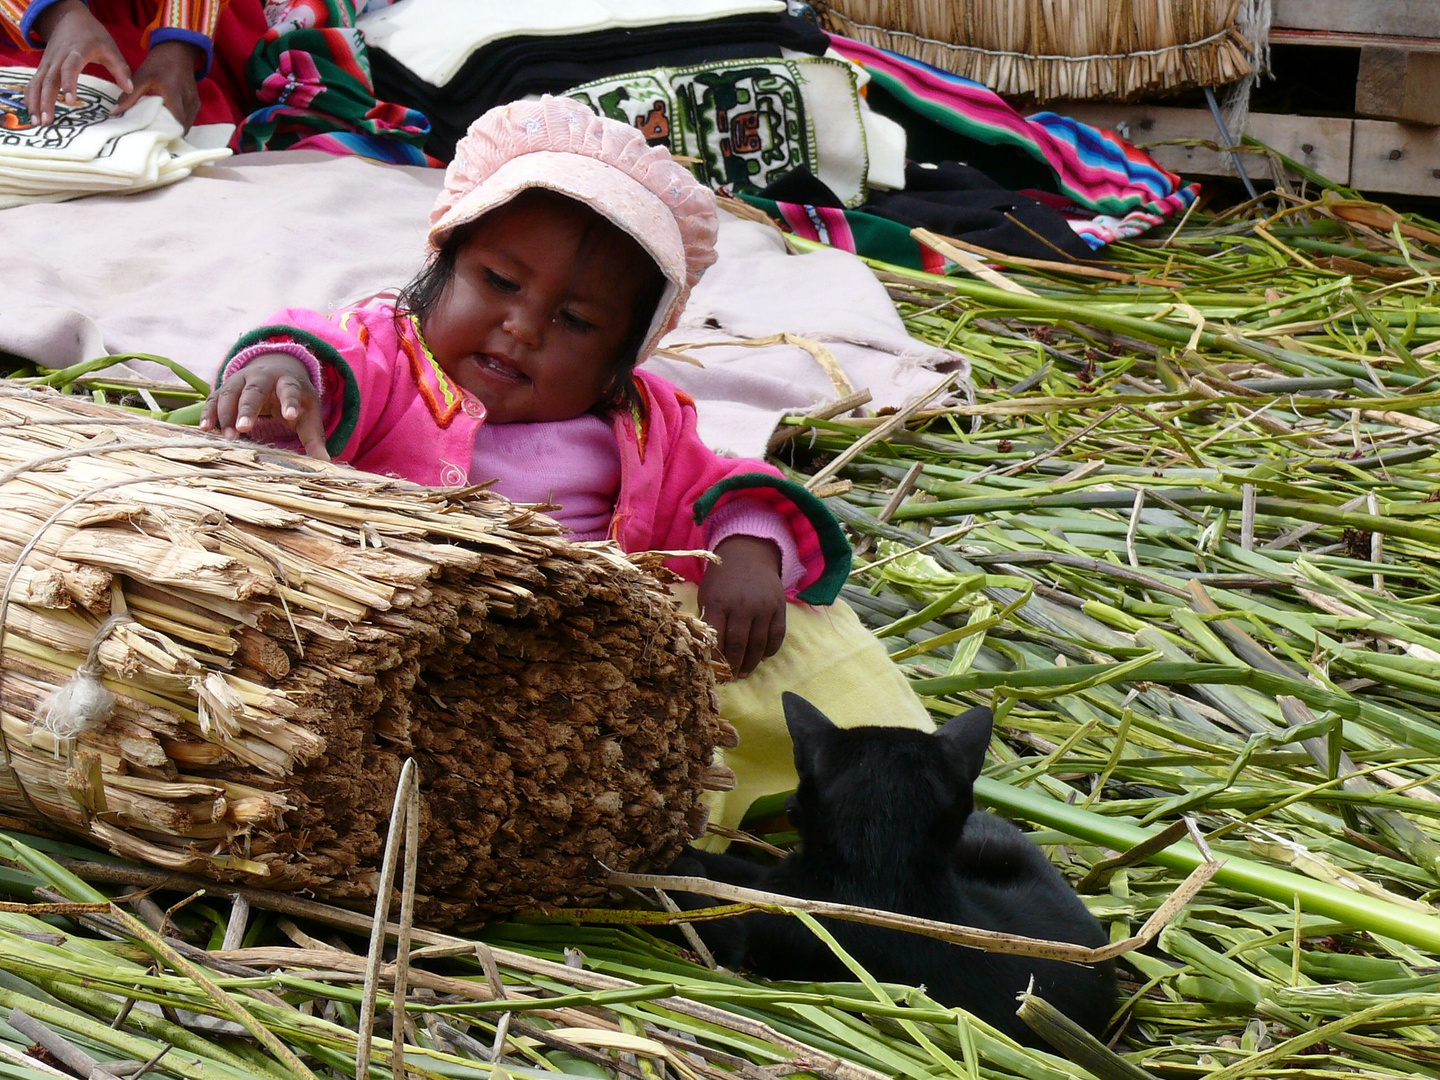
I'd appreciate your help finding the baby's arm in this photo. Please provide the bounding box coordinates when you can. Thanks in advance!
[202,343,331,460]
[697,503,806,678]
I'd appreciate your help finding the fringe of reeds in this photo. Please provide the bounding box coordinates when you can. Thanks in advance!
[0,387,728,922]
[817,0,1253,100]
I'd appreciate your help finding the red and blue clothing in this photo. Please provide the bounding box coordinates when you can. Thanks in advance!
[0,0,265,127]
[4,0,227,74]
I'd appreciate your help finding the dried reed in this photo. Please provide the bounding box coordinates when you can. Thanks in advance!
[816,0,1253,101]
[0,387,728,923]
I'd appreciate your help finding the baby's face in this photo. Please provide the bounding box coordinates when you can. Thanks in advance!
[422,193,656,425]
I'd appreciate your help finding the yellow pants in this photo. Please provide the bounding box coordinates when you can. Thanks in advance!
[670,583,934,831]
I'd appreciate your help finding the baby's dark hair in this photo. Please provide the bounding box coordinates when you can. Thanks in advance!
[397,189,666,412]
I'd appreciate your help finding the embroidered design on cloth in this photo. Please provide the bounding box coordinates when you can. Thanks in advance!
[0,67,232,209]
[0,73,111,146]
[567,56,870,209]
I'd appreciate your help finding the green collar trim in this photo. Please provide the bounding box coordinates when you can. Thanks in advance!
[691,473,851,605]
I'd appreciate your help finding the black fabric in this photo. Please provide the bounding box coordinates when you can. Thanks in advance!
[863,82,1060,194]
[757,165,845,208]
[371,13,830,160]
[758,163,1095,263]
[860,161,1095,261]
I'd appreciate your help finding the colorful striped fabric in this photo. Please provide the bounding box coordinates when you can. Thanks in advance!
[0,0,40,46]
[236,0,434,166]
[744,194,950,273]
[144,0,225,49]
[826,34,1198,250]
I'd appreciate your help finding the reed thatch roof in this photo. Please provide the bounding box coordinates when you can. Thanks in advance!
[816,0,1254,100]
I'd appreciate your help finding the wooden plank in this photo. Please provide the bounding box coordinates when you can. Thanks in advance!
[1358,50,1440,128]
[1055,103,1352,184]
[1351,119,1440,196]
[1273,0,1440,39]
[1270,28,1440,52]
[1357,48,1440,124]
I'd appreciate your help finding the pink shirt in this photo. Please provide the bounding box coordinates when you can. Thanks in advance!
[471,413,803,587]
[471,414,621,541]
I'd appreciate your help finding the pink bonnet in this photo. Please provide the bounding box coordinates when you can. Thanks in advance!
[429,96,718,361]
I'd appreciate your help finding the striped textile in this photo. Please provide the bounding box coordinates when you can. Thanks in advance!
[3,0,224,60]
[236,0,434,166]
[751,195,948,274]
[0,0,48,46]
[145,0,223,42]
[826,34,1198,250]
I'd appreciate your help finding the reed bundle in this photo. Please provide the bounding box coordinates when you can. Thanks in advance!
[0,387,726,922]
[816,0,1254,100]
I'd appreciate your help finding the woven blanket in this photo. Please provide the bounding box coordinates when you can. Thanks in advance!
[238,0,434,166]
[826,34,1198,250]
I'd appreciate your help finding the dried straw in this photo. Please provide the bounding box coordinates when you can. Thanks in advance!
[816,0,1254,101]
[0,387,728,924]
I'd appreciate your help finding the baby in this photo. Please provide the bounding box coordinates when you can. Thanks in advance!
[202,96,850,679]
[205,96,938,830]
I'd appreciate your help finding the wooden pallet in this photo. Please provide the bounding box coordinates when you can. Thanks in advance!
[1053,1,1440,198]
[1058,103,1440,197]
[1276,0,1440,127]
[1272,0,1437,44]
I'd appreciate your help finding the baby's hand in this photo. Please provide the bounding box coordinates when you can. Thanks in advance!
[201,353,331,460]
[698,536,787,678]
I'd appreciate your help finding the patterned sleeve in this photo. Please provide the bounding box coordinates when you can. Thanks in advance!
[3,0,84,48]
[0,0,28,47]
[143,0,229,77]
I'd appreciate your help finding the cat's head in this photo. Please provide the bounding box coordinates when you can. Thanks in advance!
[781,692,994,863]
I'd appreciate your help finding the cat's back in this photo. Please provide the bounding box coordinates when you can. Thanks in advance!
[954,811,1108,946]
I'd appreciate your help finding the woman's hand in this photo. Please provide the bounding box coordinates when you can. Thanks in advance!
[697,536,787,678]
[26,0,133,125]
[201,353,331,460]
[113,39,202,131]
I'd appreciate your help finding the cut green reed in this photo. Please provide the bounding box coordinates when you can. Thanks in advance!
[772,183,1440,1075]
[5,187,1440,1080]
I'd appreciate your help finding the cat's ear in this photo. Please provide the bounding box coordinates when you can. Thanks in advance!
[936,704,994,778]
[783,692,837,775]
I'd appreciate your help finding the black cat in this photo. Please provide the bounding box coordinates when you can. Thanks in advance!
[669,692,1116,1047]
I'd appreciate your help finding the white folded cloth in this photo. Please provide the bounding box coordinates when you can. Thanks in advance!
[0,68,232,209]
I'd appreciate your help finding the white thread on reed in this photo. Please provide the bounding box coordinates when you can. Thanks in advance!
[831,18,1235,62]
[33,613,130,740]
[1222,0,1274,140]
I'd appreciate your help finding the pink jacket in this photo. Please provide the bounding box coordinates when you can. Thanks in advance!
[219,300,849,604]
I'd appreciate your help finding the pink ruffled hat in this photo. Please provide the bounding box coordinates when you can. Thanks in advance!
[429,96,718,362]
